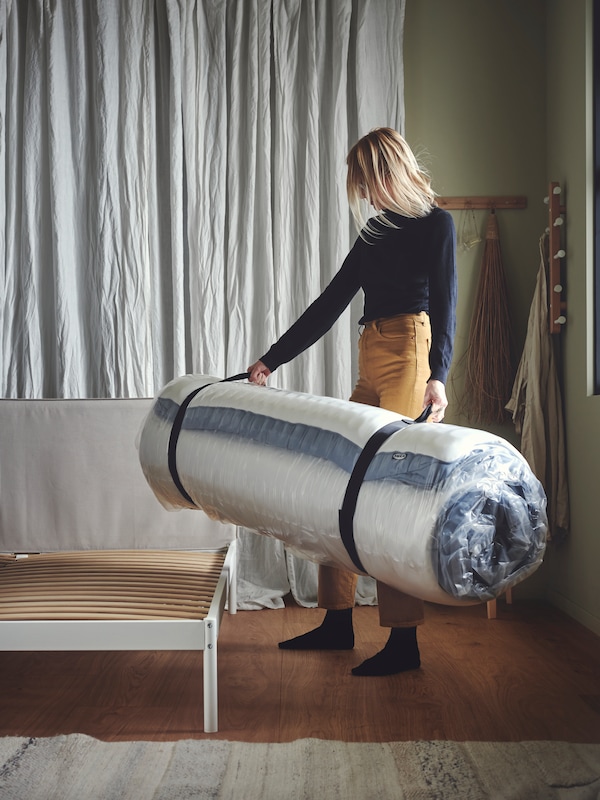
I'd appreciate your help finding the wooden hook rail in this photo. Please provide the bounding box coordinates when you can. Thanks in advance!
[437,196,528,210]
[546,181,566,334]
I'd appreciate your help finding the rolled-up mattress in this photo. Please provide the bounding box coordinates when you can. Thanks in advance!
[138,375,547,605]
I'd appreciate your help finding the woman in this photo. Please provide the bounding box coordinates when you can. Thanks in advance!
[248,127,457,676]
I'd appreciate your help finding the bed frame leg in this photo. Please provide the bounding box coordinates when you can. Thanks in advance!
[203,619,218,733]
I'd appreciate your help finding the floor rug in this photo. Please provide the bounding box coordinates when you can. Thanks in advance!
[1,735,599,799]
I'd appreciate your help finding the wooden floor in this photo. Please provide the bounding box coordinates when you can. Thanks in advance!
[1,599,599,743]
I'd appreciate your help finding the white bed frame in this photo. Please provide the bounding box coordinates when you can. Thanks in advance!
[0,398,237,733]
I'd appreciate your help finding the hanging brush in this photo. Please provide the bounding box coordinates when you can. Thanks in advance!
[462,210,514,424]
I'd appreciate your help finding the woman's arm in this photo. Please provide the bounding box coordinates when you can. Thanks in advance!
[428,210,458,385]
[249,246,362,381]
[423,210,457,421]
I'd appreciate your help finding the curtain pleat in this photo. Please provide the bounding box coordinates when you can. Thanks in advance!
[2,0,404,400]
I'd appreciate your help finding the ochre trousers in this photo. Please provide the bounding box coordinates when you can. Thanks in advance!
[318,312,431,628]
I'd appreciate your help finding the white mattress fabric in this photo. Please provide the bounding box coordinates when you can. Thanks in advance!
[139,375,548,606]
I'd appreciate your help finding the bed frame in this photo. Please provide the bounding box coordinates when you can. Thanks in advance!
[0,398,237,733]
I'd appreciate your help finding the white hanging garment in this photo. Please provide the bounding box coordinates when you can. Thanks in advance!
[506,234,569,539]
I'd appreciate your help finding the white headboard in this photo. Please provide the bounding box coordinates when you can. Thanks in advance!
[0,398,234,553]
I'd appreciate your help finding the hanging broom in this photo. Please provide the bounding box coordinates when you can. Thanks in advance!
[462,210,514,424]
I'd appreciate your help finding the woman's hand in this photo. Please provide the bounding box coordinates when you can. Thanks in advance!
[423,379,448,423]
[247,360,271,386]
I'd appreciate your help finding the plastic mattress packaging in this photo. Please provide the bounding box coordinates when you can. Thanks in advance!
[138,375,548,606]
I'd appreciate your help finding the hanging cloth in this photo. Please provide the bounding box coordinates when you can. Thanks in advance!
[505,234,569,540]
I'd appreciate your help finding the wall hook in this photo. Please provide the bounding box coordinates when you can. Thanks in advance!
[547,181,566,334]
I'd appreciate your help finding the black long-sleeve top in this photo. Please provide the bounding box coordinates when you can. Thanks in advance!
[260,206,457,384]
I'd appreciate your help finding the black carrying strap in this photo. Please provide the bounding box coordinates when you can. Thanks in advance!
[167,373,250,505]
[338,404,433,573]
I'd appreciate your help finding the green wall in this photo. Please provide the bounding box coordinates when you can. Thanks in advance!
[544,0,600,635]
[404,0,600,635]
[404,0,547,426]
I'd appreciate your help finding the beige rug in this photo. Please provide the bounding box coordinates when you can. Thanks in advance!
[1,735,599,799]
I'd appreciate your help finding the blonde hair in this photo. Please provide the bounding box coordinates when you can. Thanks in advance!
[346,127,436,234]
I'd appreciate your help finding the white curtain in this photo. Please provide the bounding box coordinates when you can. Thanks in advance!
[1,0,405,607]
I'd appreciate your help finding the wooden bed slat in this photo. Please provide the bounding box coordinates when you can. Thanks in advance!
[0,550,226,621]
